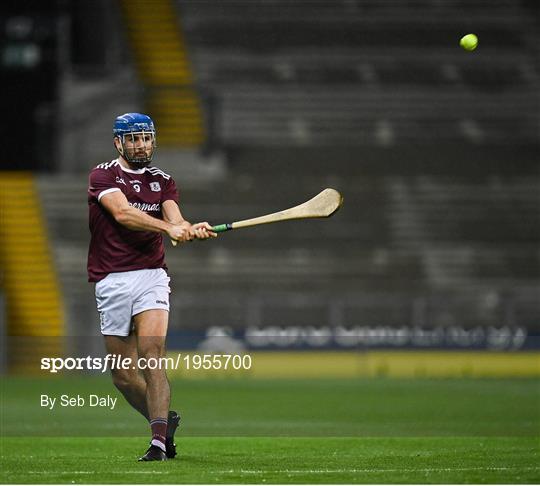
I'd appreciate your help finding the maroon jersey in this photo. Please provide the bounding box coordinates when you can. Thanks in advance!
[87,159,179,282]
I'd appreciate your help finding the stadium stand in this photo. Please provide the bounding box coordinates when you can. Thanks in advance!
[177,0,540,147]
[0,174,64,371]
[21,0,540,347]
[118,0,205,146]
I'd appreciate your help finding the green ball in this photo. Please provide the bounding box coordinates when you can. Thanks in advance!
[460,33,478,51]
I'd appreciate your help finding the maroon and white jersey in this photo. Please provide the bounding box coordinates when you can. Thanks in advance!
[87,159,179,282]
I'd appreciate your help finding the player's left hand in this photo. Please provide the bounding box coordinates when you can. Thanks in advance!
[190,222,218,240]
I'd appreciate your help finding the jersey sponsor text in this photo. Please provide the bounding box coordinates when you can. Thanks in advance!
[129,202,161,212]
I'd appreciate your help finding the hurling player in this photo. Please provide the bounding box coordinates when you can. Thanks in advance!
[87,113,217,461]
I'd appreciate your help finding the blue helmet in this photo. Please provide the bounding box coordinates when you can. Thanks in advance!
[113,113,156,167]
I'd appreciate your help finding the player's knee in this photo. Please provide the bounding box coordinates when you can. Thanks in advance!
[111,370,136,391]
[138,341,165,363]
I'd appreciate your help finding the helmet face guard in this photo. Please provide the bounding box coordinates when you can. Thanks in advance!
[113,113,157,168]
[116,130,156,168]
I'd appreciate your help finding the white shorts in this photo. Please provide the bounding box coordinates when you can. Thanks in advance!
[95,268,171,336]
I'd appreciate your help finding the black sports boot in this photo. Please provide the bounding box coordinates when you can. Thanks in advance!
[138,445,167,462]
[165,410,181,459]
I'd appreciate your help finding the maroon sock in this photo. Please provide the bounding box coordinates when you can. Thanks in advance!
[150,418,168,452]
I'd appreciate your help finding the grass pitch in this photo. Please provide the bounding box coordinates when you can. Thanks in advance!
[1,376,539,483]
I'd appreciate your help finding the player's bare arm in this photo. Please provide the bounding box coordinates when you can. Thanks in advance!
[100,190,192,242]
[161,200,193,238]
[162,199,217,240]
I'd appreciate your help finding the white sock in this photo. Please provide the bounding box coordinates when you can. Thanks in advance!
[151,438,166,452]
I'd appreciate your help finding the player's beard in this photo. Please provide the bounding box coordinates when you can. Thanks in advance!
[124,147,154,168]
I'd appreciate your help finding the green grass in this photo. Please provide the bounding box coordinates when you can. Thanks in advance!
[2,436,539,484]
[1,376,539,483]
